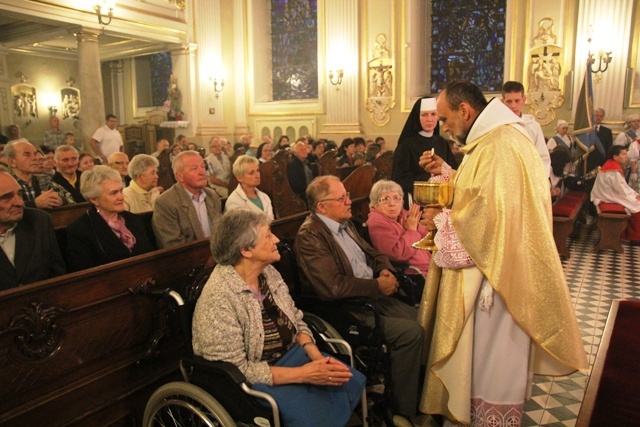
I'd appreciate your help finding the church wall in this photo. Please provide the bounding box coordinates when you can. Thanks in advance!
[5,52,79,147]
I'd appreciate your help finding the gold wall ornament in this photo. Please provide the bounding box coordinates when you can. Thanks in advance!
[526,18,564,126]
[533,17,558,46]
[169,0,186,11]
[366,34,395,126]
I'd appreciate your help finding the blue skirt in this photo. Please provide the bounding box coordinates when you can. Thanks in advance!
[252,344,366,427]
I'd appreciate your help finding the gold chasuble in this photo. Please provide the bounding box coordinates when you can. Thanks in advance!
[418,99,588,422]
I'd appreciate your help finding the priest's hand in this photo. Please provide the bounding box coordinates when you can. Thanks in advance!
[419,150,443,174]
[420,207,442,230]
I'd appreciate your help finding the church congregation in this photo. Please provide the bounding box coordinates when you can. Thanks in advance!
[1,1,640,426]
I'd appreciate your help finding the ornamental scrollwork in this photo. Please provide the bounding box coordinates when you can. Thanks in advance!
[366,34,395,126]
[0,301,67,359]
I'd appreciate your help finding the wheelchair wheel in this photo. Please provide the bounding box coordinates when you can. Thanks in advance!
[143,381,235,427]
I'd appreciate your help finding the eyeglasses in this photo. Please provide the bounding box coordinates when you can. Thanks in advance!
[377,195,403,204]
[319,192,350,204]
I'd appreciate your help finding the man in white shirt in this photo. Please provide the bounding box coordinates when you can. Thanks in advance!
[90,114,123,163]
[502,81,551,177]
[205,136,231,197]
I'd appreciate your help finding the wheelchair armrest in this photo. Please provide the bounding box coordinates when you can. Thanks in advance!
[183,354,247,385]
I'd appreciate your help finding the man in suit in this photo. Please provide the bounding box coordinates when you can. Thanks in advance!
[287,141,317,204]
[595,107,614,157]
[294,175,423,419]
[153,151,222,248]
[0,172,66,290]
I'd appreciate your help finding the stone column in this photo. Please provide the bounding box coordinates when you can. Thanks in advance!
[233,0,250,140]
[75,28,105,152]
[109,60,125,120]
[321,0,362,135]
[194,0,227,140]
[0,45,12,134]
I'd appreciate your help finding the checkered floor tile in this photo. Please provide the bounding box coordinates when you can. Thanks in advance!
[522,222,639,426]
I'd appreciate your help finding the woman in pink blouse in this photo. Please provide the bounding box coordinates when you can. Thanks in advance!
[366,180,430,276]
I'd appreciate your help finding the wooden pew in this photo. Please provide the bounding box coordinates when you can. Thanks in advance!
[372,150,393,181]
[46,202,92,229]
[258,151,308,218]
[551,191,587,258]
[316,149,337,176]
[0,177,376,426]
[594,203,630,253]
[0,240,212,427]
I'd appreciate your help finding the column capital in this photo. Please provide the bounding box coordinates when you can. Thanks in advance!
[69,27,102,44]
[169,43,198,55]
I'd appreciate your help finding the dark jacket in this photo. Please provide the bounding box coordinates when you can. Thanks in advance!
[0,208,66,291]
[287,156,317,200]
[65,207,155,272]
[294,213,394,301]
[53,170,85,203]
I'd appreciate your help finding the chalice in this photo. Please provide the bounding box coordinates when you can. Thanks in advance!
[412,181,453,251]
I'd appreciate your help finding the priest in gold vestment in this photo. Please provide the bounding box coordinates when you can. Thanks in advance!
[418,81,588,426]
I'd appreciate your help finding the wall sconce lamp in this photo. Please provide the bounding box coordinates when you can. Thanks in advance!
[328,69,344,87]
[48,106,58,117]
[587,32,612,83]
[211,78,225,98]
[94,1,114,27]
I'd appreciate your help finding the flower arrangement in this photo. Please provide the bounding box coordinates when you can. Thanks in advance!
[163,75,184,121]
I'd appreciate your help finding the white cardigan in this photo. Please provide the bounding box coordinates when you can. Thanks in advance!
[224,184,274,221]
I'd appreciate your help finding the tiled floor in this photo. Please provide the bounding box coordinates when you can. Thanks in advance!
[522,223,640,426]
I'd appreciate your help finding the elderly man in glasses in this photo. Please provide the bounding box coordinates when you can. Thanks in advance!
[294,175,423,420]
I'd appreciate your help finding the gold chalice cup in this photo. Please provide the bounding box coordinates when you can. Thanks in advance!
[412,181,453,251]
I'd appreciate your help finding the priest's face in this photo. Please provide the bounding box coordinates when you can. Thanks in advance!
[420,110,438,132]
[437,90,470,145]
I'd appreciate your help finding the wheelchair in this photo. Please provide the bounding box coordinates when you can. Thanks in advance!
[273,242,418,427]
[141,269,369,427]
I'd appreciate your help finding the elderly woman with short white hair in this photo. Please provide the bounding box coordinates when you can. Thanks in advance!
[224,155,274,220]
[366,179,430,276]
[123,154,160,213]
[192,210,365,426]
[65,165,155,272]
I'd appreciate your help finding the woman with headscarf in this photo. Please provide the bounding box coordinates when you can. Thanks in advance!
[391,97,458,206]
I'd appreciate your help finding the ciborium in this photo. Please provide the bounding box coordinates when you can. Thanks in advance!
[412,181,453,251]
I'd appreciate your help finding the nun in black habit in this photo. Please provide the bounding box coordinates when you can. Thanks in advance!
[391,97,458,207]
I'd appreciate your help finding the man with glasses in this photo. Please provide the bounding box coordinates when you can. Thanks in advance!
[294,175,423,420]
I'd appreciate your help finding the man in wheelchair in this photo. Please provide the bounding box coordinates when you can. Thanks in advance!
[294,175,424,419]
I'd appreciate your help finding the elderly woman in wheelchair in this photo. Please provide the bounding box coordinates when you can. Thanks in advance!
[366,179,430,277]
[191,210,366,426]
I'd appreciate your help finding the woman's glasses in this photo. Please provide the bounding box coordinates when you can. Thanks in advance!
[377,195,403,204]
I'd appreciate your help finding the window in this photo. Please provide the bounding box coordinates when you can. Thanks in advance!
[271,0,318,100]
[430,0,506,92]
[134,52,173,108]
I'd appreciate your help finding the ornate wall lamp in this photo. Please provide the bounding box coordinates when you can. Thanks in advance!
[587,29,612,82]
[211,77,225,98]
[328,69,344,87]
[94,1,115,27]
